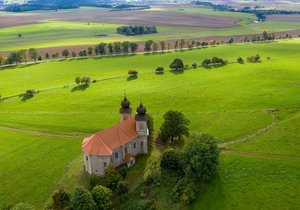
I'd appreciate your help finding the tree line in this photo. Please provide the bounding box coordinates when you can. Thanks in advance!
[116,25,158,36]
[0,31,293,66]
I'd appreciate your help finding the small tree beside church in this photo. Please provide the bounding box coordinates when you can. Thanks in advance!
[159,110,190,142]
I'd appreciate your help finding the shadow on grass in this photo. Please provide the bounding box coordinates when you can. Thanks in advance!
[127,75,138,81]
[71,85,89,92]
[170,69,184,75]
[19,62,40,68]
[20,94,34,101]
[155,71,164,75]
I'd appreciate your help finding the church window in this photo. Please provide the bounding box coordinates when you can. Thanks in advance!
[134,143,136,149]
[104,162,107,167]
[115,152,119,159]
[125,147,128,153]
[139,123,145,130]
[86,156,89,161]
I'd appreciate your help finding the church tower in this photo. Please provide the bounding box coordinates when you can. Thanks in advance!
[119,97,132,122]
[135,102,148,154]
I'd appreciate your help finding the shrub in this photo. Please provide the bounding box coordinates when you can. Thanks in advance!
[247,54,261,62]
[192,63,197,69]
[116,180,129,195]
[72,187,96,210]
[237,57,244,64]
[160,149,180,171]
[128,69,138,75]
[169,58,184,71]
[91,185,113,210]
[51,186,71,210]
[155,66,164,72]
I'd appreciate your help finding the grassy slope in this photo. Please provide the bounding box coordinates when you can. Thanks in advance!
[0,40,300,209]
[0,129,81,209]
[0,7,300,51]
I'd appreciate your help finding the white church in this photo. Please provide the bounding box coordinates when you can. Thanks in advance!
[82,97,149,176]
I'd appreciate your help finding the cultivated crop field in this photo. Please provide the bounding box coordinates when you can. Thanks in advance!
[0,6,300,52]
[0,39,300,209]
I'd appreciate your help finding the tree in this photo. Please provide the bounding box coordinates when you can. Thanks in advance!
[196,40,201,48]
[159,110,190,142]
[104,164,122,190]
[45,52,50,59]
[130,42,139,54]
[75,76,81,86]
[116,180,129,195]
[81,76,91,86]
[98,42,106,56]
[237,57,244,64]
[0,55,6,66]
[183,134,219,181]
[128,69,138,76]
[192,63,197,69]
[91,185,113,210]
[169,58,184,71]
[160,149,180,171]
[174,40,179,50]
[62,49,70,58]
[28,48,40,62]
[88,47,93,56]
[51,186,71,210]
[113,42,122,54]
[94,47,99,56]
[202,58,211,67]
[179,39,185,50]
[107,43,113,55]
[121,41,130,54]
[37,55,42,61]
[152,42,158,52]
[144,40,153,53]
[167,42,171,51]
[72,187,96,210]
[155,66,164,73]
[7,51,23,64]
[159,41,166,52]
[72,51,76,58]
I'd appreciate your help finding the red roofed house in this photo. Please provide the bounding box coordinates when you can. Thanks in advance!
[82,97,148,176]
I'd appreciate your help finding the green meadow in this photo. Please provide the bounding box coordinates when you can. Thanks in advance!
[0,7,300,51]
[0,40,300,209]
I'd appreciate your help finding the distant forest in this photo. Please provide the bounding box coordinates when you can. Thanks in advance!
[117,25,158,36]
[2,0,150,12]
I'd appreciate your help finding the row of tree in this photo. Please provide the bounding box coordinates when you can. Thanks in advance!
[116,25,157,36]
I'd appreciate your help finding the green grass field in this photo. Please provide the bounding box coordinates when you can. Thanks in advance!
[0,7,300,51]
[0,39,300,209]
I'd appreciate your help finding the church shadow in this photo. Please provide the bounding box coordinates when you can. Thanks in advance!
[71,84,89,92]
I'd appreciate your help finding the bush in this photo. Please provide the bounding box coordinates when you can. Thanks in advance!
[91,185,113,210]
[88,174,105,191]
[169,58,184,71]
[192,63,197,69]
[51,186,71,210]
[247,54,261,62]
[116,180,129,195]
[160,149,180,171]
[237,57,244,64]
[128,69,138,75]
[72,187,96,210]
[104,164,122,190]
[155,66,164,72]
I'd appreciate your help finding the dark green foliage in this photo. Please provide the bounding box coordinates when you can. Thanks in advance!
[45,53,50,59]
[128,69,138,75]
[113,42,122,54]
[155,66,164,72]
[169,58,184,71]
[144,40,153,53]
[160,149,180,171]
[118,166,128,179]
[202,58,211,67]
[7,51,24,64]
[192,63,197,69]
[172,175,198,204]
[104,164,122,190]
[79,50,87,57]
[88,174,105,191]
[183,134,219,181]
[62,49,70,58]
[237,57,244,64]
[81,76,91,86]
[247,54,261,62]
[130,42,139,53]
[37,55,42,61]
[116,180,129,195]
[91,185,112,210]
[71,52,76,57]
[211,56,227,65]
[159,110,189,142]
[28,48,40,62]
[98,42,106,56]
[71,187,96,210]
[51,186,71,210]
[121,41,130,54]
[87,47,93,56]
[117,25,157,36]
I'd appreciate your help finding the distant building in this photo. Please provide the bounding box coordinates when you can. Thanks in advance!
[82,97,148,176]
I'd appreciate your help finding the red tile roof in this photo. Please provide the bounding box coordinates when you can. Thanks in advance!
[82,118,138,156]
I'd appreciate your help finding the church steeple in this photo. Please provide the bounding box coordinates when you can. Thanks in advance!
[119,96,132,122]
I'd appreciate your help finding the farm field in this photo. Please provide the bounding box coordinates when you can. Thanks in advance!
[0,7,300,51]
[0,39,300,209]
